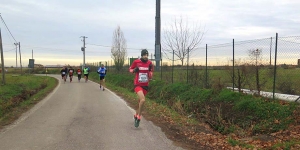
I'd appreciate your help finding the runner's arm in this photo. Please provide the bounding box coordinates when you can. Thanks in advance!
[129,61,137,73]
[148,63,153,79]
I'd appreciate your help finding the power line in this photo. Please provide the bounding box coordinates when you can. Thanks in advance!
[278,38,300,45]
[4,48,15,52]
[87,43,154,51]
[5,42,153,52]
[20,45,76,51]
[4,44,138,55]
[19,44,143,53]
[0,14,17,43]
[2,28,15,45]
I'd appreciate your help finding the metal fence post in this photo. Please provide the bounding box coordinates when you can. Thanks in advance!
[232,39,235,91]
[273,33,278,100]
[205,44,208,88]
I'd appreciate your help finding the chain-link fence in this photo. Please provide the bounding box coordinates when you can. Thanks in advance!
[275,36,300,95]
[155,34,300,98]
[233,38,274,94]
[4,34,298,98]
[84,35,300,97]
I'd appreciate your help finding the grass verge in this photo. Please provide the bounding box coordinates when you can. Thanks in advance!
[89,72,300,149]
[0,74,58,129]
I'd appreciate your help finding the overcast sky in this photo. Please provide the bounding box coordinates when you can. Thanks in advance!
[1,0,299,67]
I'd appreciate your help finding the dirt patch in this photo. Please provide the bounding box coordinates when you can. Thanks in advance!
[144,112,216,150]
[252,134,276,142]
[112,90,219,150]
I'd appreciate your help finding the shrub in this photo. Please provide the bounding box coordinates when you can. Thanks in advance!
[103,72,299,135]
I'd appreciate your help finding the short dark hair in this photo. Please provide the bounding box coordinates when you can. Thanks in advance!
[141,49,148,56]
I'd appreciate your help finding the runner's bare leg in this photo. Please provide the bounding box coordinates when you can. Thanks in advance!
[136,91,145,116]
[100,79,105,88]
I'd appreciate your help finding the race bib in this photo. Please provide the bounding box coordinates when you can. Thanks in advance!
[62,72,65,75]
[78,72,81,75]
[138,73,148,83]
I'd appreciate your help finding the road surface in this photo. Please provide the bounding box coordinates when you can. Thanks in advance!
[0,75,184,150]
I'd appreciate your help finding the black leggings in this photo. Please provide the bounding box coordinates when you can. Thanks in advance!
[78,75,81,80]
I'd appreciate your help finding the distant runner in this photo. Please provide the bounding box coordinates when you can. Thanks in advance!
[97,64,107,91]
[76,68,82,82]
[83,66,90,83]
[60,66,67,83]
[65,67,68,80]
[68,67,75,82]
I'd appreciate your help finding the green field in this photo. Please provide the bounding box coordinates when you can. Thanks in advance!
[157,67,300,95]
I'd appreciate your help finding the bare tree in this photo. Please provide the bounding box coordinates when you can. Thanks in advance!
[227,59,250,93]
[111,26,127,71]
[248,49,267,95]
[163,16,204,66]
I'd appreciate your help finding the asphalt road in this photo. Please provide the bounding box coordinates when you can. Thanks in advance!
[0,75,184,150]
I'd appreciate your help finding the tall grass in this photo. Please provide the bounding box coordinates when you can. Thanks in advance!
[94,72,299,135]
[0,74,57,118]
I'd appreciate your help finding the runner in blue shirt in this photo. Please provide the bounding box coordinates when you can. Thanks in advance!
[97,64,107,91]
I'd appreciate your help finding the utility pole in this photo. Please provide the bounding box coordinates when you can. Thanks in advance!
[14,42,18,68]
[19,42,22,74]
[80,36,87,70]
[155,0,161,71]
[0,28,5,84]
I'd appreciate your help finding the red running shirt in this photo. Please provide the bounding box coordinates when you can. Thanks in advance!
[77,69,82,75]
[69,69,74,75]
[129,59,153,87]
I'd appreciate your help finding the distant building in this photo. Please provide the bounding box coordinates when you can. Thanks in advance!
[34,64,44,68]
[298,59,300,67]
[44,65,64,68]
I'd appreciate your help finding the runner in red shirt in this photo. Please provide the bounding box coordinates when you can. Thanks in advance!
[76,68,82,82]
[129,49,153,127]
[68,67,75,82]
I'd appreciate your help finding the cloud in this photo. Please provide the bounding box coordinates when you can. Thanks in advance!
[1,0,300,66]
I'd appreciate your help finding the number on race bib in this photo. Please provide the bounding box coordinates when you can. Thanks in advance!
[138,73,148,83]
